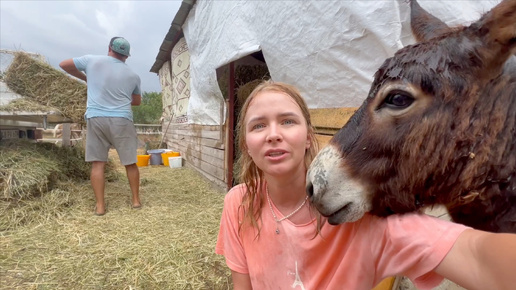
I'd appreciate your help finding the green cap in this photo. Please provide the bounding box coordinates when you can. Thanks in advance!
[109,37,131,56]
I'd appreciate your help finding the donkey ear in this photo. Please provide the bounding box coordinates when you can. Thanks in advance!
[410,0,450,42]
[471,0,516,66]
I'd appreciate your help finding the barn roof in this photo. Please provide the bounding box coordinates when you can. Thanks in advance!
[150,0,195,73]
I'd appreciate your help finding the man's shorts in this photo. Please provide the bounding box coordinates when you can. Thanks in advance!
[86,117,137,165]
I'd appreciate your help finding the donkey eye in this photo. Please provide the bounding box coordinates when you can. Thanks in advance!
[383,90,414,109]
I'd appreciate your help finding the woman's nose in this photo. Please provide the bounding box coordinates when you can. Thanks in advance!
[266,125,282,142]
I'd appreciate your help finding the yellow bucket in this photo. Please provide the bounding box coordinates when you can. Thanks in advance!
[136,155,150,167]
[162,151,180,166]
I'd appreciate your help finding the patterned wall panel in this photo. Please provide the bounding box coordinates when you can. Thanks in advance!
[172,37,191,123]
[159,61,173,119]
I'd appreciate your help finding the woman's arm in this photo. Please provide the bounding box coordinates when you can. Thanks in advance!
[231,270,252,290]
[435,229,516,290]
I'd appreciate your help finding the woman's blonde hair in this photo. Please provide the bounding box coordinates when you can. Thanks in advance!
[235,80,319,236]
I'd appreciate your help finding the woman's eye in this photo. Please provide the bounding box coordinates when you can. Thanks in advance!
[283,119,295,125]
[252,123,265,130]
[383,91,414,109]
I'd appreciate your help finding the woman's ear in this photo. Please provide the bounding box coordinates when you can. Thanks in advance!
[306,137,311,149]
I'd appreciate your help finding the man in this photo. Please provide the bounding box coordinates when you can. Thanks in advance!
[60,36,142,216]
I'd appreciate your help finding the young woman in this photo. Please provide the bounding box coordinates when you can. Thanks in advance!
[215,80,516,290]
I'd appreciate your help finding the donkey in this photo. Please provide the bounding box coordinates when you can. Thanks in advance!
[306,0,516,233]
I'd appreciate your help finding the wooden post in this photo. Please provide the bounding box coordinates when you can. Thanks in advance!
[62,123,71,147]
[227,62,235,190]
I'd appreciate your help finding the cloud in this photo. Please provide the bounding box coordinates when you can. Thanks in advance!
[1,0,181,92]
[95,1,135,37]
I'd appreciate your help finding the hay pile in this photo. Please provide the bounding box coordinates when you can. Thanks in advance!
[0,139,119,200]
[216,64,270,101]
[234,65,270,88]
[1,152,231,289]
[237,79,264,106]
[4,52,87,123]
[0,97,55,113]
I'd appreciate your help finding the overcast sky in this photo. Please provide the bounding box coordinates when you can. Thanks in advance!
[0,0,182,93]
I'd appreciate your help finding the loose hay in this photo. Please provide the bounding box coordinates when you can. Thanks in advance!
[0,139,119,201]
[4,52,87,124]
[236,79,263,106]
[0,151,232,289]
[0,98,56,113]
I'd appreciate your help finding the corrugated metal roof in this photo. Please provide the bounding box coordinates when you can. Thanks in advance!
[150,0,196,73]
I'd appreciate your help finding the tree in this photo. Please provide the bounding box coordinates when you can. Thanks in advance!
[132,91,163,124]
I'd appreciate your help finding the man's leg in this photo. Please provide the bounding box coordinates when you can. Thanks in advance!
[86,118,110,215]
[91,161,106,215]
[109,117,140,208]
[125,163,141,208]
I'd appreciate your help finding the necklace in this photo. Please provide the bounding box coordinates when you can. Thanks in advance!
[266,187,308,234]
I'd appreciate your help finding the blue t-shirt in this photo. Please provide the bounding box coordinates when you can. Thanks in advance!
[73,55,141,121]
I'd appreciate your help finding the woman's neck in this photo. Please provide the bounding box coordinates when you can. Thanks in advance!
[265,172,308,207]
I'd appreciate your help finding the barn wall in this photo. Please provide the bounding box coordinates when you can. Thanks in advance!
[159,60,173,118]
[158,38,358,191]
[163,123,226,189]
[159,37,229,189]
[160,37,191,124]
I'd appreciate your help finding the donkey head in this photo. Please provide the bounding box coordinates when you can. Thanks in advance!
[306,0,516,227]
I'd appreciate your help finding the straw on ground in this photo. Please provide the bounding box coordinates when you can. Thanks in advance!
[0,147,231,289]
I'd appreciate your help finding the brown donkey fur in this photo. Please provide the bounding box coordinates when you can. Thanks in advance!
[309,0,516,233]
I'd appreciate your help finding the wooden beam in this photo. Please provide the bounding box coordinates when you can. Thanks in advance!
[310,107,357,130]
[164,131,225,149]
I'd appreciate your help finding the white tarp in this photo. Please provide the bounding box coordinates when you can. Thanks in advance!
[182,0,501,125]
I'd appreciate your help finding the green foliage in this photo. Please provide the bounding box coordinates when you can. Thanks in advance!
[132,91,163,124]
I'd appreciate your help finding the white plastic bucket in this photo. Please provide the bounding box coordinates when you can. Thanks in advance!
[168,156,182,168]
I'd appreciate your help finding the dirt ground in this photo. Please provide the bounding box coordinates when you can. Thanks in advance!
[0,149,232,289]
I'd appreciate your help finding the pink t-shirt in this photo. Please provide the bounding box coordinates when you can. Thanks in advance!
[215,184,469,290]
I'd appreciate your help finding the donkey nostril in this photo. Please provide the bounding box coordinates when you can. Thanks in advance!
[306,181,314,198]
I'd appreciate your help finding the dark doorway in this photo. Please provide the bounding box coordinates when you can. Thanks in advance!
[216,50,270,188]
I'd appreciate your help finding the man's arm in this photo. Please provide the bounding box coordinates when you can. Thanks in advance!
[435,229,516,290]
[59,59,87,82]
[131,94,141,106]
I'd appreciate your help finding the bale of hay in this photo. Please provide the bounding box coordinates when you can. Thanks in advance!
[4,52,87,124]
[0,139,119,200]
[235,64,270,87]
[236,79,264,106]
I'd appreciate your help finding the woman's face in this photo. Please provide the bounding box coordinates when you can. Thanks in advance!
[244,91,311,178]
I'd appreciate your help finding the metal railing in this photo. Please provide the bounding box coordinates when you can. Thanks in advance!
[134,124,162,135]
